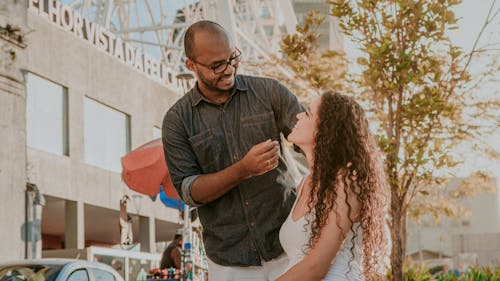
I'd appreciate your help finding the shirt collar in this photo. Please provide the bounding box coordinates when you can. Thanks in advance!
[188,75,249,107]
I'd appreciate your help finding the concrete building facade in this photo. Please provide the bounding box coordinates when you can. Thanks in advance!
[0,0,29,261]
[0,0,343,271]
[292,0,343,51]
[407,178,500,267]
[1,0,186,263]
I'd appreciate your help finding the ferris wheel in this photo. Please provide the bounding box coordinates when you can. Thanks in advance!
[61,0,298,76]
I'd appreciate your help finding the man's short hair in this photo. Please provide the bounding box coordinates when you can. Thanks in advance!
[184,20,228,59]
[174,229,183,240]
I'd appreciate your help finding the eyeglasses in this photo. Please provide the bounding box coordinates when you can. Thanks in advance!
[189,48,242,74]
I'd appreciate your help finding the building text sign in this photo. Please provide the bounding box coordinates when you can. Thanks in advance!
[28,0,179,88]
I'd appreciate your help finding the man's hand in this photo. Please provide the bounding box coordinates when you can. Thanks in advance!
[190,140,280,203]
[240,139,280,178]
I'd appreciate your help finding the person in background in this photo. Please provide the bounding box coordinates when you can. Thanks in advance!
[160,230,183,270]
[162,20,303,281]
[119,195,133,246]
[277,91,389,281]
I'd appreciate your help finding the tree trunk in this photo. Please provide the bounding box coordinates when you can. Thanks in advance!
[390,192,407,281]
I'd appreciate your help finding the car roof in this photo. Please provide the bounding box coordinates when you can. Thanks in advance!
[0,259,96,266]
[0,259,124,281]
[0,259,121,273]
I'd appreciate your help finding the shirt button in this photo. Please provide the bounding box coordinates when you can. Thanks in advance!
[244,200,249,206]
[250,222,255,227]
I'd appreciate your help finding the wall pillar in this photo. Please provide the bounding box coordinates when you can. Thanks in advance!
[0,0,28,261]
[139,215,155,252]
[65,200,85,249]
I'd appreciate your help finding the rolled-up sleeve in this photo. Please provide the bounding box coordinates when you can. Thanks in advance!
[162,107,204,207]
[181,175,203,207]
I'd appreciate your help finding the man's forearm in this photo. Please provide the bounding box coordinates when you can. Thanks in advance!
[190,160,250,204]
[187,139,280,204]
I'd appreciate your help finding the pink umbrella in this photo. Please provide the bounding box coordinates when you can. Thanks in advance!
[121,138,182,209]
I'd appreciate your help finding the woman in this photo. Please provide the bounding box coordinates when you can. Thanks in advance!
[277,91,388,281]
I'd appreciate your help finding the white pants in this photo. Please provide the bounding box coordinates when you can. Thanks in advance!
[207,254,288,281]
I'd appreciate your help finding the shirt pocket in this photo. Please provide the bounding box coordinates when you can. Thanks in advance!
[188,129,220,173]
[241,111,279,144]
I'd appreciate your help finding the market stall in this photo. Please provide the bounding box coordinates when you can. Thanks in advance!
[121,139,208,281]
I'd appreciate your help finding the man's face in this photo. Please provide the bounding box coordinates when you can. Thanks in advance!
[186,32,239,93]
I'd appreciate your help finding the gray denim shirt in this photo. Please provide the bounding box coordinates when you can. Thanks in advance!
[162,75,304,266]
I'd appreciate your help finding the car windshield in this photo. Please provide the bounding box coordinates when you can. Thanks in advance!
[0,264,63,281]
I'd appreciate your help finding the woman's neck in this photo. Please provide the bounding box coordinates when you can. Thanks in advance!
[302,147,314,169]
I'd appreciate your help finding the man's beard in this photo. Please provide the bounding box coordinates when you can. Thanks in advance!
[197,70,236,93]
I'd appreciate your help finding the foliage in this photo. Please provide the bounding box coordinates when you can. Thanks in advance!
[246,10,348,103]
[253,0,500,279]
[432,266,500,281]
[327,0,500,280]
[460,266,500,281]
[385,262,434,281]
[278,10,347,95]
[403,263,431,281]
[408,171,497,224]
[385,264,500,281]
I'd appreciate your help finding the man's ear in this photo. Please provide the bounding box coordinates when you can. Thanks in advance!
[185,59,195,72]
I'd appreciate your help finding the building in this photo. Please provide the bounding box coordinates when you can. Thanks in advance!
[292,0,343,51]
[1,3,344,280]
[1,0,188,267]
[407,178,500,267]
[0,0,311,268]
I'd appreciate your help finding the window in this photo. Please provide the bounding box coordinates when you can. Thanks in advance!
[91,269,115,281]
[0,265,63,281]
[26,73,68,155]
[93,256,125,278]
[84,98,130,172]
[67,269,89,281]
[128,259,151,281]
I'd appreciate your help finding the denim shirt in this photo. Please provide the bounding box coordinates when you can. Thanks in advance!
[162,75,304,266]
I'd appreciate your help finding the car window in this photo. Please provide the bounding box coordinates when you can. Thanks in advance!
[90,269,115,281]
[67,270,89,281]
[0,265,62,281]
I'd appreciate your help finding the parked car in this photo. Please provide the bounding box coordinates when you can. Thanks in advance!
[0,259,124,281]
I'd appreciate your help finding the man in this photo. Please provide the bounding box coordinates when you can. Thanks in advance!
[160,230,183,270]
[162,20,303,280]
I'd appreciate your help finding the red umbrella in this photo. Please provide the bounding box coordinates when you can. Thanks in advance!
[121,138,181,201]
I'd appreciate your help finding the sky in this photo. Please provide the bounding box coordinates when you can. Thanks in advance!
[60,0,499,181]
[342,0,500,182]
[449,0,500,181]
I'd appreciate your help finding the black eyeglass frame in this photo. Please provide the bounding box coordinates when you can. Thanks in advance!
[188,48,242,74]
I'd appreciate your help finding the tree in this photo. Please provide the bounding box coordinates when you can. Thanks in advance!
[252,2,498,278]
[245,11,348,103]
[328,0,500,280]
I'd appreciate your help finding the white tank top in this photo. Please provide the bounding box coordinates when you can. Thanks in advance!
[279,178,365,281]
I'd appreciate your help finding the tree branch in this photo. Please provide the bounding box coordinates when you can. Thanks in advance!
[461,0,498,73]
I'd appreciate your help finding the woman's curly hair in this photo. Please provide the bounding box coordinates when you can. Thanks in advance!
[306,91,388,279]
